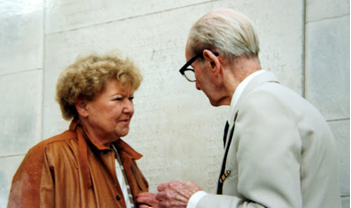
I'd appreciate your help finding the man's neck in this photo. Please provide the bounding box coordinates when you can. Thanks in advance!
[223,55,261,96]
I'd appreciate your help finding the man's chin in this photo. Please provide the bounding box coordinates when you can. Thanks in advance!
[209,98,229,107]
[210,101,218,107]
[208,96,219,106]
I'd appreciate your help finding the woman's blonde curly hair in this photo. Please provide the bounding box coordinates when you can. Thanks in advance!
[55,52,143,120]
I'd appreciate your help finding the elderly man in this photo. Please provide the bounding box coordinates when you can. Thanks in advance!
[137,9,341,208]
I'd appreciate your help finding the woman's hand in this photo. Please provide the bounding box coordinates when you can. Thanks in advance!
[136,192,159,208]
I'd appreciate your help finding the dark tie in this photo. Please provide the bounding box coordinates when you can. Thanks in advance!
[223,121,229,147]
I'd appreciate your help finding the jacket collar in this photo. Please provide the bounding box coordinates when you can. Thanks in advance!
[228,70,265,126]
[69,118,143,189]
[233,70,279,115]
[69,118,142,160]
[114,139,143,160]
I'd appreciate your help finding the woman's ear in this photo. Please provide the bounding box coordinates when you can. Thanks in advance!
[75,99,89,118]
[203,50,221,76]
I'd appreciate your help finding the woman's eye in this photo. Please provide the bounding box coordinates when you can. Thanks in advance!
[115,97,122,101]
[129,97,134,101]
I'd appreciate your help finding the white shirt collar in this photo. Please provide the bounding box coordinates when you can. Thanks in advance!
[227,70,266,125]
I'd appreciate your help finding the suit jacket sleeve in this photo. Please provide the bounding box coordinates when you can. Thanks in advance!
[197,89,303,207]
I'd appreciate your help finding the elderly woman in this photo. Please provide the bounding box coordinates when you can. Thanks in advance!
[8,52,148,208]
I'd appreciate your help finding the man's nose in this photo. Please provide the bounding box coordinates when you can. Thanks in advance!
[196,81,201,90]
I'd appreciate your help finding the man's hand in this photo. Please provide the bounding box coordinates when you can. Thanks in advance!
[155,181,203,208]
[136,192,159,208]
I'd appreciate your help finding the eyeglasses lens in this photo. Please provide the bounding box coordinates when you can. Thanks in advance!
[184,69,195,82]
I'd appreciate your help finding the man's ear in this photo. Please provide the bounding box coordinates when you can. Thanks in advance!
[203,49,221,76]
[75,99,89,118]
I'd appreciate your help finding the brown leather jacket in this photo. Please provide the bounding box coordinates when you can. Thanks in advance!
[7,119,148,208]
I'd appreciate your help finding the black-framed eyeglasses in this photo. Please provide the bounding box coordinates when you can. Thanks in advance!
[179,50,218,82]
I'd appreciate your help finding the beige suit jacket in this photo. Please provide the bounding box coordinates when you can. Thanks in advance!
[198,71,341,208]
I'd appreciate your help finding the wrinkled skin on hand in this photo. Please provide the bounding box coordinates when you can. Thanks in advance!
[136,192,159,208]
[155,181,203,208]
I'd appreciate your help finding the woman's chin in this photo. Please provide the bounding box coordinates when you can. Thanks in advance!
[115,129,129,138]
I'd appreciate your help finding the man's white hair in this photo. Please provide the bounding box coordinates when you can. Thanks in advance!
[188,9,260,61]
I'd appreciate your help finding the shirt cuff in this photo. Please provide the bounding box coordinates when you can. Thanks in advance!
[186,191,207,208]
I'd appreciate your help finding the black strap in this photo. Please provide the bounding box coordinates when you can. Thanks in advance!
[223,121,230,147]
[217,111,239,194]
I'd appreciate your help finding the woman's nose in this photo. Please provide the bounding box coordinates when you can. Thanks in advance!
[123,100,134,113]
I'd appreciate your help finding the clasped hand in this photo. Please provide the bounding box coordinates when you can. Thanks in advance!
[136,180,202,208]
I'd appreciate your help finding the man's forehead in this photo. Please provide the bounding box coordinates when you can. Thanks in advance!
[184,42,192,60]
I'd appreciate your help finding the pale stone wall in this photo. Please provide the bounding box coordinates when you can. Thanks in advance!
[305,0,350,206]
[0,0,349,207]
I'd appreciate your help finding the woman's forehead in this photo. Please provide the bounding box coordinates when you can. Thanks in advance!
[102,79,133,95]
